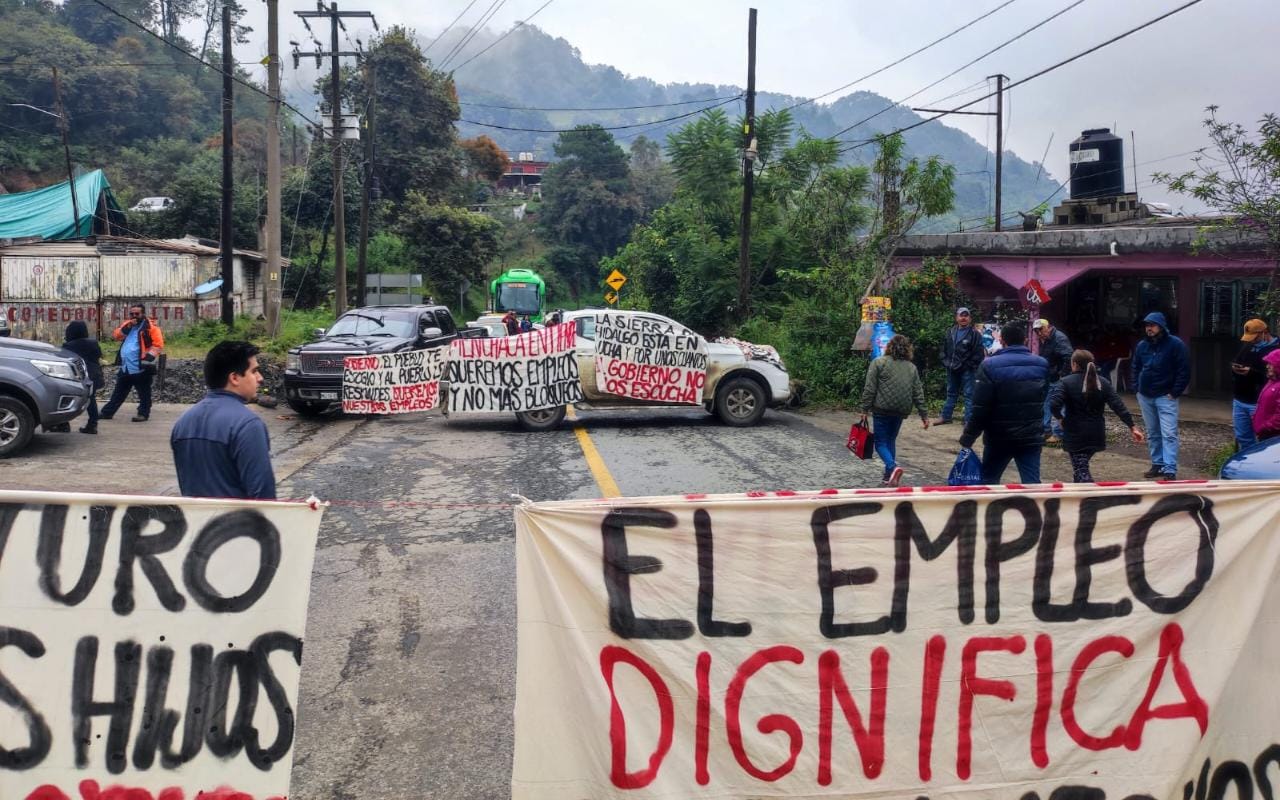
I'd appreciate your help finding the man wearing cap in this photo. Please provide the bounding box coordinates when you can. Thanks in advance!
[935,307,985,425]
[1230,319,1278,450]
[1131,311,1191,479]
[1033,318,1073,442]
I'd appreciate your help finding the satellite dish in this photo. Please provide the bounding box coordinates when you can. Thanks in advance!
[195,278,223,295]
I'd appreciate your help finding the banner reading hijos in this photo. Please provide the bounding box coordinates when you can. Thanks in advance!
[512,481,1280,799]
[0,490,324,800]
[445,325,583,413]
[342,348,447,414]
[594,312,708,404]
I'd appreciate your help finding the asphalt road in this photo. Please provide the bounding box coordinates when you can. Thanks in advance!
[281,405,880,799]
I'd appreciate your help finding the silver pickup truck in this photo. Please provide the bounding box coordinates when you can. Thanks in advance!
[0,333,93,457]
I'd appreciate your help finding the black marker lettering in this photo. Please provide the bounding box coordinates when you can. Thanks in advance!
[601,508,692,639]
[694,510,750,637]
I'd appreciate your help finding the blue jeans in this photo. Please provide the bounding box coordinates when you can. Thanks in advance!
[872,414,903,478]
[1137,393,1180,475]
[941,368,976,423]
[980,443,1042,484]
[1233,399,1257,450]
[1043,382,1064,437]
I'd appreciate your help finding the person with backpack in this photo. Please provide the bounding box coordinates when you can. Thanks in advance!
[860,334,930,487]
[61,320,103,434]
[1049,349,1145,482]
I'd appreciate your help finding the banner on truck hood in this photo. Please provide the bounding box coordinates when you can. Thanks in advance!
[593,312,708,405]
[342,348,447,415]
[512,481,1280,799]
[445,325,583,413]
[0,491,324,800]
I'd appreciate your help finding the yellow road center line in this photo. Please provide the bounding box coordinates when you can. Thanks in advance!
[567,407,621,498]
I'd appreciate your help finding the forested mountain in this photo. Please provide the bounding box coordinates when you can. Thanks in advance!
[440,25,1061,229]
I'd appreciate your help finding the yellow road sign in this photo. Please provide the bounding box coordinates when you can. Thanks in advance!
[604,291,618,305]
[605,269,627,291]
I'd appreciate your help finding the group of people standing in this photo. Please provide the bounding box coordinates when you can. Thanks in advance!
[859,306,1208,486]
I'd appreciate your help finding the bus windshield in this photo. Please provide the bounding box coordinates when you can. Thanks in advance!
[498,283,541,315]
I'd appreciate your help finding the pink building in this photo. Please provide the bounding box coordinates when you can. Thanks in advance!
[893,220,1274,396]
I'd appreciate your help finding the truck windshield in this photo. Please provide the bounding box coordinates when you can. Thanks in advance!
[497,284,540,315]
[326,311,417,338]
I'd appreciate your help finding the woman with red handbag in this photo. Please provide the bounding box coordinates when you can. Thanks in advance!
[860,334,930,486]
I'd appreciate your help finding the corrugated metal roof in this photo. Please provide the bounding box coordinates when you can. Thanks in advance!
[0,241,98,258]
[0,236,289,265]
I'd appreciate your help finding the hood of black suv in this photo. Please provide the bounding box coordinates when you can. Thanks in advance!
[293,335,414,354]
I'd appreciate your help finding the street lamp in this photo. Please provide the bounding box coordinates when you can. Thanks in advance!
[7,79,81,237]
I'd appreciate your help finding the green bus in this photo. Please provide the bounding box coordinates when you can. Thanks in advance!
[489,268,546,321]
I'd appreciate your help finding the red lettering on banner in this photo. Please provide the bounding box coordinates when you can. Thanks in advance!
[694,651,712,785]
[601,645,674,789]
[1123,623,1208,748]
[957,635,1026,780]
[917,634,946,781]
[1062,635,1134,750]
[725,646,805,782]
[23,781,283,800]
[817,648,887,784]
[1031,634,1053,768]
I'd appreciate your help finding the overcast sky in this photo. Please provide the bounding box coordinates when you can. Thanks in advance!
[233,0,1278,211]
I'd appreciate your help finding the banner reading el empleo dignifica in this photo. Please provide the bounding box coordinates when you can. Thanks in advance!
[513,482,1280,799]
[0,491,323,800]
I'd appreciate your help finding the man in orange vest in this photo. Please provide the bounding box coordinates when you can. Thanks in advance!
[101,302,165,422]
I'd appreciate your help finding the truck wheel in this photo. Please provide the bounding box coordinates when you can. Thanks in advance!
[0,396,36,457]
[287,398,326,418]
[715,376,767,427]
[516,406,566,432]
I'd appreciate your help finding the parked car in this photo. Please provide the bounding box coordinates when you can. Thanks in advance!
[512,309,791,431]
[0,337,93,457]
[1219,437,1280,480]
[283,305,462,417]
[129,196,175,212]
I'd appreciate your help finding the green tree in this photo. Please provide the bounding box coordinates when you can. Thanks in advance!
[628,134,675,216]
[396,193,501,289]
[1154,107,1280,312]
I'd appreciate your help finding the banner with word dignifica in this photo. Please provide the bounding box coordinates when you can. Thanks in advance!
[445,325,583,413]
[0,491,323,800]
[342,348,447,414]
[594,312,708,404]
[512,482,1280,799]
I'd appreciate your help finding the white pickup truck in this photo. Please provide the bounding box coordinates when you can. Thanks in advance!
[514,309,791,430]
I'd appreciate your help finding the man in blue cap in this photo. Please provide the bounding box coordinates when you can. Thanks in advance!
[1131,311,1190,479]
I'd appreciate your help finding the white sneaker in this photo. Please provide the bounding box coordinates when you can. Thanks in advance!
[887,467,904,487]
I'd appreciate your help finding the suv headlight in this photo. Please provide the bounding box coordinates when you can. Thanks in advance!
[32,359,77,380]
[286,353,301,372]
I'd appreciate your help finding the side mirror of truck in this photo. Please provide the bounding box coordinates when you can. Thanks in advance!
[312,327,326,339]
[418,326,443,342]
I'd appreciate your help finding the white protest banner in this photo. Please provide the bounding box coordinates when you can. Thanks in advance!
[342,348,446,414]
[594,313,707,404]
[513,481,1280,799]
[445,325,583,413]
[0,491,323,800]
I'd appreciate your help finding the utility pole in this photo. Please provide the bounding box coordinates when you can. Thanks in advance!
[296,2,375,316]
[355,55,375,309]
[50,67,80,236]
[991,73,1006,232]
[265,0,283,335]
[736,7,757,320]
[220,3,235,325]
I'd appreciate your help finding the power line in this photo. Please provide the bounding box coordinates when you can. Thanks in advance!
[424,0,482,56]
[451,0,557,72]
[827,0,1086,142]
[458,95,740,133]
[85,0,321,129]
[835,0,1208,154]
[438,0,508,70]
[458,94,739,113]
[781,0,1022,113]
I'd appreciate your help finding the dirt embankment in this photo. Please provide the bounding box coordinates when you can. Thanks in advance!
[98,355,285,404]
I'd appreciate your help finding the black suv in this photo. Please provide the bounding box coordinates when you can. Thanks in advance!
[283,305,468,416]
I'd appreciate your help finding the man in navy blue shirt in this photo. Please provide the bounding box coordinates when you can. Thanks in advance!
[171,341,276,499]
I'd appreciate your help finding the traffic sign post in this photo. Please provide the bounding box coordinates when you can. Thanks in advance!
[604,291,618,305]
[605,269,627,291]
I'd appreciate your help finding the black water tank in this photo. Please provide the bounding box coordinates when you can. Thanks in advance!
[1069,128,1125,199]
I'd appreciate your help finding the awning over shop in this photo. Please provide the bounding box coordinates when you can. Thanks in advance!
[0,170,124,241]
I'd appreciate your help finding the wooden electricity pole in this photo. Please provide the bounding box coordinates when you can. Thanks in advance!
[220,3,235,325]
[296,3,375,315]
[991,73,1006,232]
[50,67,80,236]
[355,55,375,309]
[736,8,757,320]
[265,0,283,335]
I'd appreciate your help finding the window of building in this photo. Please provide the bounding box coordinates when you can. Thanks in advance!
[1200,278,1272,337]
[245,264,259,300]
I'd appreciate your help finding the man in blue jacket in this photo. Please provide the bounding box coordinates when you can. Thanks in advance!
[171,340,276,499]
[1131,311,1191,479]
[959,322,1050,484]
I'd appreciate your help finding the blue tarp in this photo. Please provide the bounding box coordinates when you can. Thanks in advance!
[0,169,123,240]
